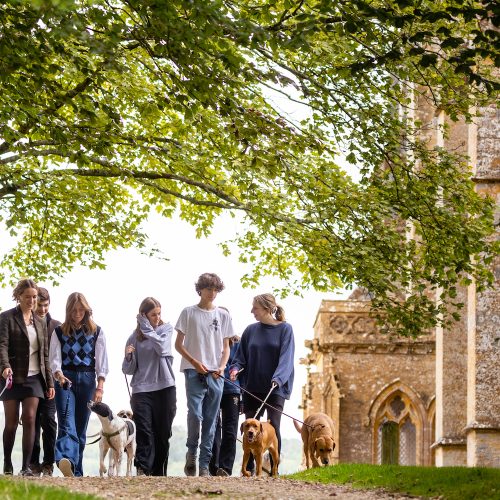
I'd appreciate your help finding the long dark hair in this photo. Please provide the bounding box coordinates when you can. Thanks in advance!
[136,297,163,341]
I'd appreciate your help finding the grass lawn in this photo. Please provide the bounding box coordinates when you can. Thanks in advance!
[287,463,500,499]
[0,477,98,500]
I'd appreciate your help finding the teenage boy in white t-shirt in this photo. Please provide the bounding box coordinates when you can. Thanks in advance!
[175,273,234,477]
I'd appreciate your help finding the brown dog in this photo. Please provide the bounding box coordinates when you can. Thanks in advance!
[240,418,279,477]
[293,412,335,468]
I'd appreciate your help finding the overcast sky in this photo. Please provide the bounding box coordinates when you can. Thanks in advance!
[0,212,348,438]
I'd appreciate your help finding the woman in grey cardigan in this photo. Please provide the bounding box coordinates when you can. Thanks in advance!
[122,297,176,476]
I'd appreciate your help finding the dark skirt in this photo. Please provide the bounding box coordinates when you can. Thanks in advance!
[0,374,45,401]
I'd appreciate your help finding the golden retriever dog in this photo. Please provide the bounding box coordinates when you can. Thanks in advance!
[240,418,279,477]
[293,412,335,468]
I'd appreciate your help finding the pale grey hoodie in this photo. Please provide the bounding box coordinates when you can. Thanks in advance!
[122,315,175,393]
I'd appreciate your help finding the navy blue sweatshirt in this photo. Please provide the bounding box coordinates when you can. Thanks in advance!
[230,322,294,400]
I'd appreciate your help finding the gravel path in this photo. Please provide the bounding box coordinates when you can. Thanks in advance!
[21,476,421,499]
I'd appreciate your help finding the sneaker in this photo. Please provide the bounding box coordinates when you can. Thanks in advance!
[58,458,74,477]
[136,466,146,476]
[198,467,210,477]
[184,452,196,477]
[19,468,34,477]
[29,463,42,476]
[41,464,54,477]
[216,468,229,477]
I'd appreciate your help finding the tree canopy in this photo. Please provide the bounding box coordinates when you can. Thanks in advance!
[1,0,498,335]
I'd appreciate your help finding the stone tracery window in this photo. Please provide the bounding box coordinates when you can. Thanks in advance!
[374,392,418,465]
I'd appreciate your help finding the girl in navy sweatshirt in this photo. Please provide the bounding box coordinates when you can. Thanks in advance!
[230,293,294,474]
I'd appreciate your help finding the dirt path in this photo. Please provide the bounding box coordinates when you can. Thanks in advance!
[24,476,420,499]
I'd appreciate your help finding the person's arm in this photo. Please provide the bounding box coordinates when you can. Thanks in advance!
[137,315,171,356]
[229,329,248,380]
[40,320,55,399]
[94,328,108,402]
[0,313,12,379]
[214,336,230,379]
[49,330,67,386]
[175,330,208,374]
[271,324,295,388]
[122,335,137,375]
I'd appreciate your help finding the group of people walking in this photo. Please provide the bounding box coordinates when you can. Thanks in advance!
[0,273,295,478]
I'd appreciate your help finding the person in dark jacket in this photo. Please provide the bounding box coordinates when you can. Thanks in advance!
[0,279,55,476]
[29,287,61,476]
[230,293,294,475]
[209,334,241,476]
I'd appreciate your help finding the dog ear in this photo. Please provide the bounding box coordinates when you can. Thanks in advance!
[240,422,244,435]
[260,422,263,433]
[313,438,320,454]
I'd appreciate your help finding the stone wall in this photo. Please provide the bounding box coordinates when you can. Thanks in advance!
[466,103,500,467]
[302,299,435,465]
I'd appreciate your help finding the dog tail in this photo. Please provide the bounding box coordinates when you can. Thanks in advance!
[293,419,302,434]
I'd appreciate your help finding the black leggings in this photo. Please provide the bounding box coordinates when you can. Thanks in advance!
[3,397,39,470]
[131,386,176,476]
[242,392,285,472]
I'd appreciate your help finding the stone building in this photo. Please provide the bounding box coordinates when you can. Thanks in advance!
[301,290,436,466]
[301,103,499,468]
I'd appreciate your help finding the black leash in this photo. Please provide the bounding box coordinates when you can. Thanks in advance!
[124,374,132,401]
[87,435,102,445]
[215,372,314,429]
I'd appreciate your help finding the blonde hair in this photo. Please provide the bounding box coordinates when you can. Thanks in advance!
[12,278,38,301]
[253,293,286,322]
[61,292,97,336]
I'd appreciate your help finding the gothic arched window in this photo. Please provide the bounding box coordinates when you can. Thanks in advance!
[374,393,418,465]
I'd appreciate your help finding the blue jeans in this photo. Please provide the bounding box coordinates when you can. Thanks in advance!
[184,369,223,469]
[54,370,96,477]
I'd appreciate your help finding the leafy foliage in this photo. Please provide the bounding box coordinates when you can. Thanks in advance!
[0,0,498,335]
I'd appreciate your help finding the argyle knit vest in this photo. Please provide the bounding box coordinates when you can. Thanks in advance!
[55,326,100,370]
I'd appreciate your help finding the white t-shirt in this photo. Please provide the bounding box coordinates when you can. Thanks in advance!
[27,324,40,376]
[175,305,235,372]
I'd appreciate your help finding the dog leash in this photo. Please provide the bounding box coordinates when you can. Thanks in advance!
[253,383,276,419]
[0,374,13,398]
[124,374,132,401]
[215,373,314,429]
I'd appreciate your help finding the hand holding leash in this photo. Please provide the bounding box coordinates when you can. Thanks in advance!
[192,359,209,375]
[0,373,13,398]
[57,374,72,390]
[229,368,244,381]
